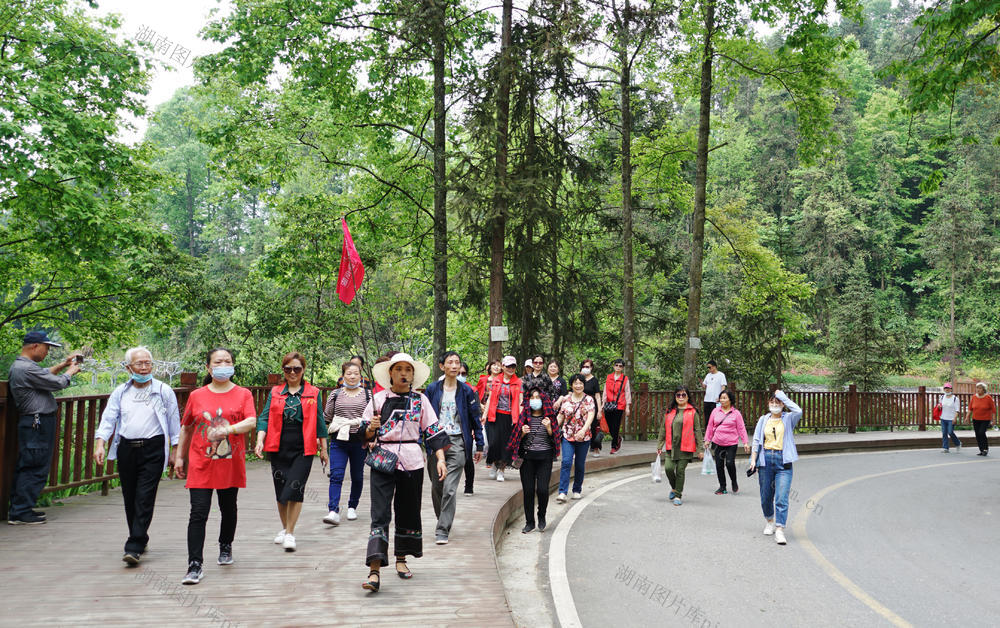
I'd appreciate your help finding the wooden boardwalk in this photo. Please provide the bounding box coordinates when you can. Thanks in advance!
[0,458,519,628]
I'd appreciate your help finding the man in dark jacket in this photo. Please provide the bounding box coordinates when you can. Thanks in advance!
[8,331,82,524]
[424,351,484,544]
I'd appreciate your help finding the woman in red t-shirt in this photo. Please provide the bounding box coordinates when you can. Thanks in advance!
[175,348,257,585]
[967,382,996,456]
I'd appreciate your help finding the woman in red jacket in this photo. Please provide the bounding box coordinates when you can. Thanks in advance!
[656,386,704,506]
[967,382,996,456]
[482,356,522,482]
[603,359,632,454]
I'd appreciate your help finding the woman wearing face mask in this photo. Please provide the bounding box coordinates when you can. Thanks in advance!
[749,390,802,545]
[509,386,561,532]
[245,352,329,552]
[578,359,604,457]
[174,348,258,585]
[554,374,596,502]
[322,361,371,526]
[704,390,749,494]
[656,386,704,506]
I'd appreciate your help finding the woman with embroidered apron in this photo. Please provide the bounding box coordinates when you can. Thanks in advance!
[356,353,449,592]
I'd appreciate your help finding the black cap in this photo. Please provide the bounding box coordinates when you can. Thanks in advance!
[23,330,62,347]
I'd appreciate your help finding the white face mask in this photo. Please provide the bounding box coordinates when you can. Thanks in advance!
[769,405,783,415]
[580,367,591,375]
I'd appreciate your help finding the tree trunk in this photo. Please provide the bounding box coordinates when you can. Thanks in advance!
[682,0,715,388]
[949,266,956,384]
[620,0,635,380]
[432,0,448,376]
[488,0,513,364]
[185,167,196,255]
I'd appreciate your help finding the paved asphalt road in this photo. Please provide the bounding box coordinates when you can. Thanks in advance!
[559,449,1000,627]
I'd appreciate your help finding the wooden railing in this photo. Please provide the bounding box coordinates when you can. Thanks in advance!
[0,376,990,518]
[623,384,990,441]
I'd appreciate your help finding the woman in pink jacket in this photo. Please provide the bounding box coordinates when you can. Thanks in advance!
[704,390,749,495]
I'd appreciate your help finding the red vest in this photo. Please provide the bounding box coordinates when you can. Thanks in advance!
[664,405,698,453]
[604,374,628,410]
[263,382,321,455]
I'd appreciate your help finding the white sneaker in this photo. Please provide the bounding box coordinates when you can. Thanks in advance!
[496,470,505,482]
[274,529,286,544]
[556,493,567,503]
[571,492,582,500]
[592,451,600,458]
[283,533,296,551]
[955,442,962,451]
[346,508,357,521]
[942,448,949,453]
[489,467,497,479]
[775,527,787,545]
[323,511,341,525]
[763,520,775,536]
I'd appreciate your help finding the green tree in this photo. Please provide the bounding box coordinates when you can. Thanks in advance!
[828,262,907,391]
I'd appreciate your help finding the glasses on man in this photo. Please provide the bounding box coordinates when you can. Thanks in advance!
[283,366,303,374]
[131,361,153,368]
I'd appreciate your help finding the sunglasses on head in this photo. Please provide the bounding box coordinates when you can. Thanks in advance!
[283,366,303,374]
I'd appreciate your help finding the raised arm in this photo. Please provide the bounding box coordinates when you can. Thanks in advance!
[774,390,802,427]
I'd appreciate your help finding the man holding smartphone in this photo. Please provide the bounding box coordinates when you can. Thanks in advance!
[7,330,82,525]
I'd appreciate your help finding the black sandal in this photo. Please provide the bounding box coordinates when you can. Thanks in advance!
[395,559,413,579]
[362,570,380,592]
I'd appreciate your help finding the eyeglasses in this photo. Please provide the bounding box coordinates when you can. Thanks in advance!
[675,393,688,398]
[131,361,153,368]
[283,366,303,374]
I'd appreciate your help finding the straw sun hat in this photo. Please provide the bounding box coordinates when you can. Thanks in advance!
[371,353,431,391]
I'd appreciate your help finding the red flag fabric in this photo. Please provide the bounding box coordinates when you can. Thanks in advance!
[337,218,365,304]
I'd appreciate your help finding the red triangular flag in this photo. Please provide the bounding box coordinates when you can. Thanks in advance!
[337,218,365,304]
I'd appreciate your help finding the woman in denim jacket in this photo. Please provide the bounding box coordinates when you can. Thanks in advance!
[748,390,802,545]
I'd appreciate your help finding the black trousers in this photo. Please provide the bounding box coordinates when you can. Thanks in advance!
[187,487,238,564]
[520,456,553,525]
[117,435,165,553]
[704,402,717,424]
[366,468,424,566]
[9,412,58,519]
[713,444,739,491]
[463,450,475,493]
[973,420,990,453]
[605,408,624,450]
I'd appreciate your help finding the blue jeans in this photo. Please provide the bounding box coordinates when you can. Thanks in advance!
[941,420,961,449]
[758,449,793,527]
[328,440,366,512]
[559,440,590,494]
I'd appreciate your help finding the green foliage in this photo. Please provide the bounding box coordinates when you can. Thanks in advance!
[828,262,907,391]
[0,0,198,352]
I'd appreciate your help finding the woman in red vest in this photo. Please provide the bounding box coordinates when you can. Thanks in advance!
[603,359,632,454]
[656,386,704,506]
[250,352,329,551]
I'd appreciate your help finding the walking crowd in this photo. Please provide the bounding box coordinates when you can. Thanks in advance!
[5,330,997,589]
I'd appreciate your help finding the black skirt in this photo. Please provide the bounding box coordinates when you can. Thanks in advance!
[486,412,514,466]
[270,418,312,503]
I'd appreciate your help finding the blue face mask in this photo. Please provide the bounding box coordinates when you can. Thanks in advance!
[457,375,467,383]
[344,381,361,389]
[212,366,235,381]
[130,372,153,384]
[530,398,542,410]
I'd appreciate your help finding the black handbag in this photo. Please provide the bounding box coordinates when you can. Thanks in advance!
[365,446,399,473]
[603,377,625,412]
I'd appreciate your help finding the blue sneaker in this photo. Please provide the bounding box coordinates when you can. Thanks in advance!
[672,497,682,506]
[668,490,676,500]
